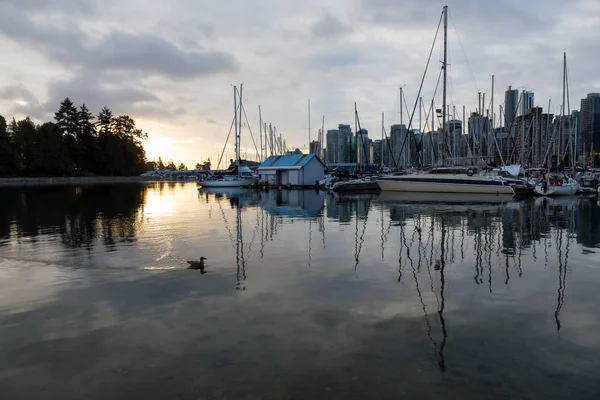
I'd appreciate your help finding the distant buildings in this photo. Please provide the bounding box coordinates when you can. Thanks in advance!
[515,107,554,167]
[580,93,600,159]
[520,91,535,116]
[505,86,519,127]
[309,140,320,155]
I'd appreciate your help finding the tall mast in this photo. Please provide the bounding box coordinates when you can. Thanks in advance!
[237,84,243,165]
[259,105,263,162]
[321,115,325,160]
[233,85,239,167]
[561,51,566,161]
[381,111,385,169]
[308,99,311,153]
[442,5,448,163]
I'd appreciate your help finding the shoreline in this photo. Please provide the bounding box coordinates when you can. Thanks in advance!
[0,176,157,187]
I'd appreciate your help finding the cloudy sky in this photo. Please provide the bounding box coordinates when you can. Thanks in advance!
[1,0,599,166]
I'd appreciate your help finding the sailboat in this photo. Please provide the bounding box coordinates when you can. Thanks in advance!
[200,84,257,188]
[534,53,579,196]
[377,6,516,195]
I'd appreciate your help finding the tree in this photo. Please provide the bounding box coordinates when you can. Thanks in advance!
[157,156,165,170]
[178,163,187,170]
[54,97,78,138]
[202,160,211,170]
[195,163,202,170]
[0,115,19,175]
[96,107,113,137]
[12,117,38,172]
[166,160,176,170]
[77,104,96,141]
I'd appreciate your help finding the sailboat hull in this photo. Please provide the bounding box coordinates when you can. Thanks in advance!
[534,182,578,196]
[376,175,515,194]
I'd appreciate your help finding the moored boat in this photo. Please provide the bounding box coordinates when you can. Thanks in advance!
[376,167,515,195]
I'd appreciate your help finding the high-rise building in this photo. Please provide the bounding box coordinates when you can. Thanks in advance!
[515,107,554,167]
[580,93,600,158]
[390,124,409,168]
[505,86,519,128]
[372,140,382,166]
[338,124,354,163]
[326,129,339,163]
[356,128,370,164]
[520,91,534,116]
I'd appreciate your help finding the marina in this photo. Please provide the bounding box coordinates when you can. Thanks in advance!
[1,182,599,398]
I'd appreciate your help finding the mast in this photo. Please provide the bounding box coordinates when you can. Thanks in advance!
[381,111,385,169]
[321,115,325,160]
[233,85,239,167]
[442,5,448,163]
[354,102,358,172]
[238,84,243,165]
[308,98,311,153]
[561,52,566,162]
[400,86,403,125]
[259,105,263,162]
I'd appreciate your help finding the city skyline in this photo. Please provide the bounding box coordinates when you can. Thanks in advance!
[1,0,599,165]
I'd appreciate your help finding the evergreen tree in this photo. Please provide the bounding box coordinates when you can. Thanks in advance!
[0,115,19,175]
[178,163,187,170]
[12,117,38,172]
[96,107,113,137]
[157,156,165,170]
[166,160,176,170]
[77,104,96,141]
[195,163,202,170]
[34,122,74,174]
[54,97,78,138]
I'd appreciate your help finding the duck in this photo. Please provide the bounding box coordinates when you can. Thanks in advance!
[187,257,206,273]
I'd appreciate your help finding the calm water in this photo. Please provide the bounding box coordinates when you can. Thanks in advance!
[1,183,600,399]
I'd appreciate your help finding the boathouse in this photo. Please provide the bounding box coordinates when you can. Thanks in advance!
[257,154,325,187]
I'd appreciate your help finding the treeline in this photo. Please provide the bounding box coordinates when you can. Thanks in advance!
[149,157,211,171]
[0,98,148,177]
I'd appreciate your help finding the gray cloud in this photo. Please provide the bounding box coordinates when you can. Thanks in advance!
[311,14,352,38]
[0,3,238,79]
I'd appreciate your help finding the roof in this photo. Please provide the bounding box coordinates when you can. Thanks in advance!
[257,154,325,170]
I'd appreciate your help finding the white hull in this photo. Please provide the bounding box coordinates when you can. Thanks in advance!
[199,178,256,188]
[534,182,578,196]
[376,176,515,195]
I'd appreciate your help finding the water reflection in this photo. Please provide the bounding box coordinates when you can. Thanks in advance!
[0,184,146,250]
[2,184,600,397]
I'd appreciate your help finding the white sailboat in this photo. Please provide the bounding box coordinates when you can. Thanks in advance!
[534,53,579,197]
[201,84,257,188]
[376,6,515,195]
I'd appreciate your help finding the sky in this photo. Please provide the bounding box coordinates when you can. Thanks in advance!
[1,0,599,167]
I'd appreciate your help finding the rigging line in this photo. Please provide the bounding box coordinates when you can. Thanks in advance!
[241,102,261,161]
[217,108,237,170]
[448,10,480,93]
[397,10,444,166]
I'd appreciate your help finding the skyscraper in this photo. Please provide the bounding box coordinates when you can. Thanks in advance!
[520,91,534,116]
[580,93,600,158]
[326,129,339,163]
[504,86,519,128]
[356,128,370,164]
[338,124,354,163]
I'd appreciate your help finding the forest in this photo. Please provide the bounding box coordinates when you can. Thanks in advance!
[0,98,148,176]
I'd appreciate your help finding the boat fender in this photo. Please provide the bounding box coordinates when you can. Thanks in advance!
[466,168,474,177]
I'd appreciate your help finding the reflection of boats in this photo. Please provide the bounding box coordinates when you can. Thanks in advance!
[332,177,380,193]
[377,191,515,205]
[199,84,257,188]
[199,187,259,207]
[377,167,515,195]
[258,190,325,218]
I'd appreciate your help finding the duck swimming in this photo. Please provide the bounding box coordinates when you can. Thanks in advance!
[187,257,206,273]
